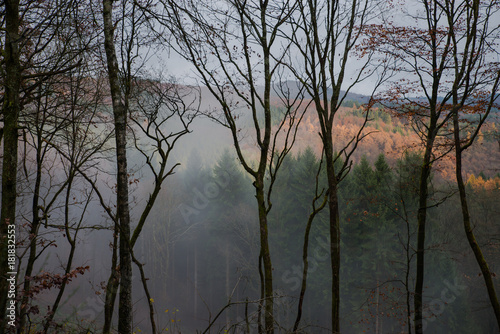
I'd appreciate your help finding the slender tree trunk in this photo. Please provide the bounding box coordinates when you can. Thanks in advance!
[375,281,380,334]
[414,129,435,334]
[0,1,21,331]
[102,0,133,332]
[453,113,500,329]
[258,253,264,333]
[43,175,78,333]
[225,242,230,329]
[256,177,274,334]
[103,225,119,334]
[404,206,413,334]
[18,133,43,333]
[131,251,157,334]
[19,95,46,333]
[245,297,250,333]
[293,181,327,332]
[259,12,274,332]
[324,135,340,334]
[293,219,313,332]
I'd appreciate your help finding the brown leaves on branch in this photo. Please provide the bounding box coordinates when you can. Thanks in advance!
[24,266,90,298]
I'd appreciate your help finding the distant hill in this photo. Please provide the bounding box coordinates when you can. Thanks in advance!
[269,81,371,104]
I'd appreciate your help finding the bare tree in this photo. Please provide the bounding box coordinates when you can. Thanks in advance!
[34,68,113,333]
[158,1,308,332]
[443,0,500,328]
[287,0,388,331]
[1,1,100,330]
[102,0,133,331]
[16,5,104,331]
[128,74,198,333]
[363,0,500,332]
[99,1,198,331]
[293,155,328,332]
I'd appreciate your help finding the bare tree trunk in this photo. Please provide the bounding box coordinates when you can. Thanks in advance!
[256,178,274,334]
[288,1,381,331]
[102,0,133,332]
[401,194,413,334]
[103,225,119,334]
[18,118,43,332]
[131,251,157,334]
[446,0,500,327]
[324,143,341,334]
[414,128,436,334]
[293,174,327,332]
[453,112,500,328]
[161,2,304,332]
[0,1,21,331]
[43,173,84,333]
[375,281,380,334]
[259,15,274,332]
[225,242,230,329]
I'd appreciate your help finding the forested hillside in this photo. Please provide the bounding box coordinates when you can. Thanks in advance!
[288,101,500,182]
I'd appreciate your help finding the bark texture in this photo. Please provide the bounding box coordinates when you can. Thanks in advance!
[414,138,434,334]
[0,0,21,331]
[102,0,133,332]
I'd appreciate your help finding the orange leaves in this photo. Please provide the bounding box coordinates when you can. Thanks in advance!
[467,174,500,191]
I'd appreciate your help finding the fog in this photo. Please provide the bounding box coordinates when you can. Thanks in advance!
[14,91,499,333]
